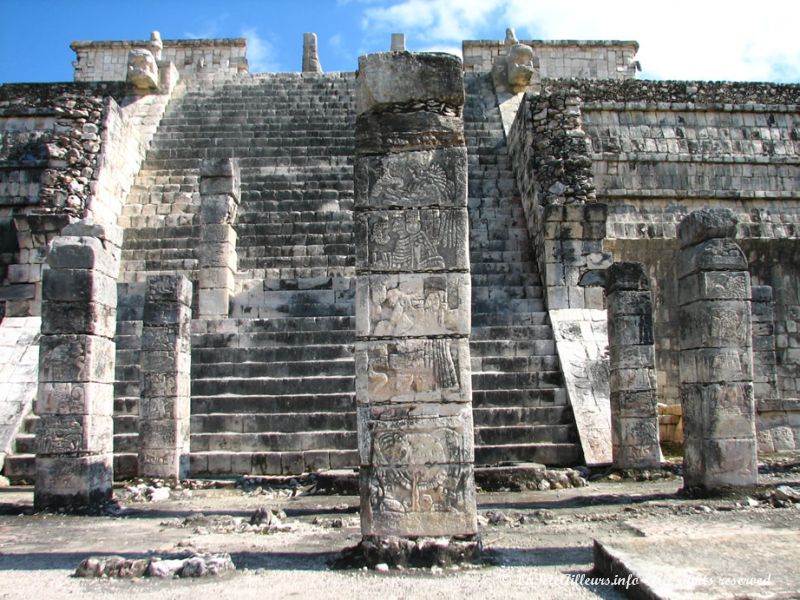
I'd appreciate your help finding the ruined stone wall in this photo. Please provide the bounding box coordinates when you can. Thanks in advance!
[574,79,800,407]
[463,40,638,79]
[0,80,176,317]
[0,83,124,316]
[72,38,247,81]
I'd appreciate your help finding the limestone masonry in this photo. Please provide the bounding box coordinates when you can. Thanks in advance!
[0,29,798,507]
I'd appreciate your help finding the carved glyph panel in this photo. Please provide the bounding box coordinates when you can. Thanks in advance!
[357,407,474,466]
[354,147,467,209]
[356,208,468,272]
[356,273,470,338]
[355,338,471,405]
[360,463,478,537]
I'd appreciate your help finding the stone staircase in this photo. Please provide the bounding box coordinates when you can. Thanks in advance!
[115,72,359,477]
[464,73,582,466]
[3,70,583,481]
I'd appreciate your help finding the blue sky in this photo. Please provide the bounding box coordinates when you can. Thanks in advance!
[1,0,799,84]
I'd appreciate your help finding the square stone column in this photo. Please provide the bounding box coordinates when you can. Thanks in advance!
[138,274,192,479]
[34,220,121,511]
[677,208,757,491]
[352,51,478,566]
[606,262,661,469]
[198,158,240,318]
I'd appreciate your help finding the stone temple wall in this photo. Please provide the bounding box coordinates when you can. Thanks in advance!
[71,38,247,82]
[463,40,639,79]
[0,80,176,318]
[506,78,800,451]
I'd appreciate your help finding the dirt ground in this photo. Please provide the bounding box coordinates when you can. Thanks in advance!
[0,460,798,600]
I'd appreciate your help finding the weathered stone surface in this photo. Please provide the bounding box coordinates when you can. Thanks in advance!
[606,262,649,294]
[41,301,116,337]
[302,32,322,73]
[678,301,752,349]
[38,335,116,383]
[47,236,118,276]
[678,210,757,490]
[127,49,159,91]
[355,209,468,272]
[355,338,471,405]
[42,269,116,307]
[356,273,470,338]
[357,407,474,466]
[357,52,464,114]
[36,382,113,416]
[355,111,464,154]
[678,238,749,279]
[144,274,192,306]
[606,264,661,469]
[36,414,112,454]
[678,207,738,248]
[354,147,467,209]
[34,454,113,510]
[139,274,192,479]
[360,463,478,537]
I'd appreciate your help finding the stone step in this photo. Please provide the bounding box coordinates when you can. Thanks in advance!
[190,359,354,379]
[192,345,353,364]
[471,324,553,341]
[3,454,34,481]
[470,338,556,358]
[472,371,564,390]
[191,430,356,453]
[474,424,577,446]
[472,355,561,373]
[471,312,548,326]
[190,411,357,435]
[472,405,575,427]
[472,298,546,314]
[475,443,582,467]
[472,388,568,408]
[192,376,354,397]
[189,449,359,476]
[471,273,541,287]
[471,286,543,302]
[192,393,355,415]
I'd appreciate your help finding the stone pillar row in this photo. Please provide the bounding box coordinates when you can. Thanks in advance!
[677,208,757,491]
[138,274,192,480]
[34,221,121,510]
[606,262,660,470]
[198,158,240,318]
[352,50,479,565]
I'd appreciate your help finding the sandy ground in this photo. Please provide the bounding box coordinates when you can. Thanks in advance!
[0,463,798,600]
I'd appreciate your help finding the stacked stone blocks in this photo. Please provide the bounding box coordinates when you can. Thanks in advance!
[354,51,478,545]
[678,208,757,490]
[198,158,240,317]
[138,274,192,479]
[34,220,120,509]
[606,262,660,469]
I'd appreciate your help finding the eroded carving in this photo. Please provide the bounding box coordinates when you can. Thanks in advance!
[357,273,470,338]
[355,147,467,209]
[356,209,468,272]
[127,49,159,91]
[356,338,470,405]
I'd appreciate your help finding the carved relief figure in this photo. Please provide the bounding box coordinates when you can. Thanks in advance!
[371,154,452,205]
[366,339,462,402]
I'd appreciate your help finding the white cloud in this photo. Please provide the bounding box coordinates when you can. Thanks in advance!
[358,0,800,82]
[242,27,279,73]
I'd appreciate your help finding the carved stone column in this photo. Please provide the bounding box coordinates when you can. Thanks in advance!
[138,274,192,479]
[606,262,661,469]
[198,158,240,318]
[302,33,322,73]
[678,208,757,491]
[352,51,478,566]
[34,220,120,510]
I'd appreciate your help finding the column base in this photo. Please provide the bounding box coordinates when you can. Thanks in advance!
[332,534,482,569]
